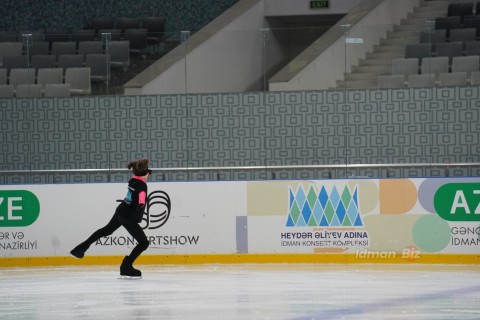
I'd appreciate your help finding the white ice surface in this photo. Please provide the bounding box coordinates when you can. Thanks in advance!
[0,264,480,320]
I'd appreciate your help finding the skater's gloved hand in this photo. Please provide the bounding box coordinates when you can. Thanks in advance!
[135,203,145,223]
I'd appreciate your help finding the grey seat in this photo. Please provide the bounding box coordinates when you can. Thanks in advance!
[28,41,50,56]
[142,16,166,45]
[108,41,130,69]
[0,68,6,85]
[51,42,76,58]
[71,30,96,44]
[9,68,35,87]
[0,32,17,42]
[64,67,91,95]
[449,28,476,48]
[419,29,446,53]
[44,83,70,97]
[451,55,479,78]
[435,16,461,37]
[465,41,480,56]
[78,41,103,58]
[0,42,23,66]
[435,42,463,62]
[438,72,467,87]
[421,57,449,76]
[44,30,70,44]
[16,84,43,97]
[391,58,418,76]
[31,55,56,70]
[405,43,431,61]
[447,2,474,18]
[57,54,84,71]
[0,42,22,57]
[470,71,480,85]
[37,68,63,87]
[462,15,480,31]
[124,29,148,56]
[378,75,405,89]
[85,54,110,82]
[0,84,14,97]
[3,56,29,74]
[407,74,436,88]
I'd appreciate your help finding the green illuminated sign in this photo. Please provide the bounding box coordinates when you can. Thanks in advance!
[0,190,40,227]
[434,183,480,221]
[310,0,329,9]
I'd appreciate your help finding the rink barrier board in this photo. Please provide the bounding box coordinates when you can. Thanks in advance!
[0,254,479,267]
[2,179,480,263]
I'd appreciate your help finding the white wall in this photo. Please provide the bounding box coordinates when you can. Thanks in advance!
[269,0,421,91]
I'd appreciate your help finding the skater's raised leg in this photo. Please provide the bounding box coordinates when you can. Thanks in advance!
[70,217,121,259]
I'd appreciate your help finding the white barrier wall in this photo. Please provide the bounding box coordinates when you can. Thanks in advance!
[1,178,480,265]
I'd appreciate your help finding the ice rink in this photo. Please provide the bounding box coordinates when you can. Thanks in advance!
[1,263,480,319]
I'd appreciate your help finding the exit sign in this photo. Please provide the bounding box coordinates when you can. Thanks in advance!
[310,0,329,9]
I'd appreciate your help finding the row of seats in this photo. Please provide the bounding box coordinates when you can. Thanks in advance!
[420,28,477,48]
[376,3,480,90]
[0,54,110,82]
[446,2,480,18]
[0,83,71,98]
[87,16,165,33]
[0,67,91,96]
[0,16,165,44]
[0,41,129,72]
[0,39,132,62]
[406,40,480,61]
[378,71,480,88]
[392,56,480,76]
[0,30,148,58]
[434,16,480,36]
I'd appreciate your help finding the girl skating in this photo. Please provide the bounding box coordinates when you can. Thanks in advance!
[70,159,152,279]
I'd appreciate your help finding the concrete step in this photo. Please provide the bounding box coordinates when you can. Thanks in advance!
[413,7,448,15]
[387,30,422,39]
[366,51,405,59]
[421,0,448,6]
[345,72,380,81]
[380,37,419,46]
[401,17,436,26]
[373,44,406,53]
[336,79,378,89]
[352,64,391,74]
[358,58,393,66]
[414,2,448,12]
[394,24,427,32]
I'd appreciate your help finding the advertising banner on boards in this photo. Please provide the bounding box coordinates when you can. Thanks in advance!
[1,177,480,259]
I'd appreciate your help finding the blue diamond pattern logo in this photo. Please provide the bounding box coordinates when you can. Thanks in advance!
[286,184,364,227]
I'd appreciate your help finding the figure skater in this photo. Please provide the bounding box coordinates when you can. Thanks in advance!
[70,159,151,279]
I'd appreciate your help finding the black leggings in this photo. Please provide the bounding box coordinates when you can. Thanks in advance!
[81,203,149,263]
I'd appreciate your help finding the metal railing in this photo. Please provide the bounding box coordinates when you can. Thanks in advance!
[1,162,480,182]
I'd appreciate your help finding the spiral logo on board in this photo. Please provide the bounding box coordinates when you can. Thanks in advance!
[140,191,171,230]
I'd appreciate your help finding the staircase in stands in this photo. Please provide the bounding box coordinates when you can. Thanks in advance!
[335,0,449,90]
